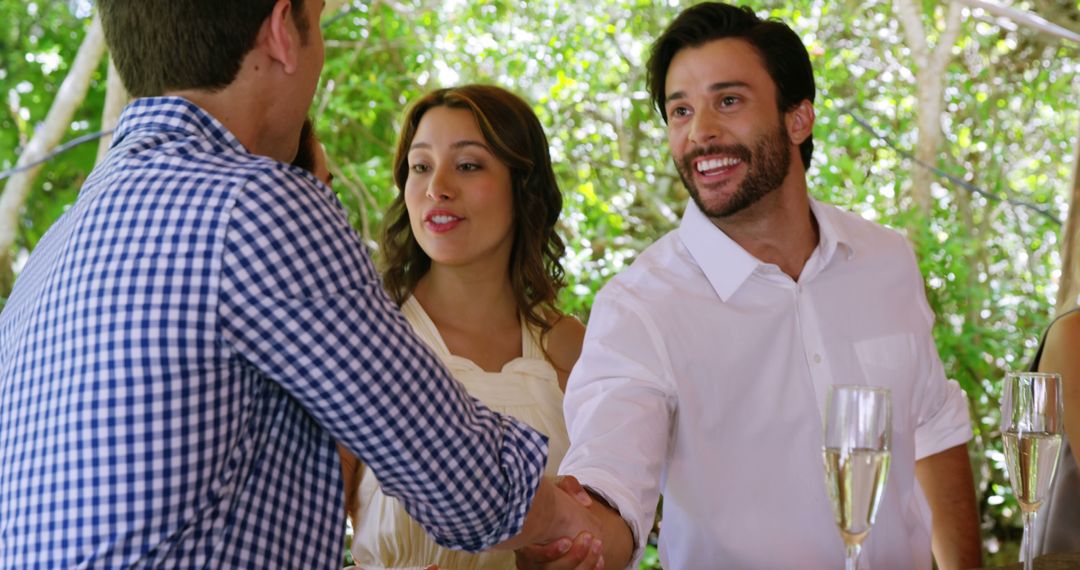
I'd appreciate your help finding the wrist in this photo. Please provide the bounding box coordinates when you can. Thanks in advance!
[498,477,557,550]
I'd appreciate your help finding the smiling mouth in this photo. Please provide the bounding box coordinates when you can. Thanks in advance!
[426,214,461,224]
[423,212,464,232]
[695,156,744,178]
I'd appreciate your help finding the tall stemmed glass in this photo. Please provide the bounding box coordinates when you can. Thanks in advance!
[823,385,892,570]
[1001,371,1064,570]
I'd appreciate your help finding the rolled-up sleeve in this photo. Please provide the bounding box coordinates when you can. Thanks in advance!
[558,287,676,566]
[906,245,973,459]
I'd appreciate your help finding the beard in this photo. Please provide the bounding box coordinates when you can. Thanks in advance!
[676,122,792,219]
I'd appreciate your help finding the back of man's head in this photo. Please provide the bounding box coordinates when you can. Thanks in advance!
[646,2,815,168]
[99,0,309,98]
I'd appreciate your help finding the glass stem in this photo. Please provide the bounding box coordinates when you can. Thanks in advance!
[845,543,861,570]
[1022,511,1036,570]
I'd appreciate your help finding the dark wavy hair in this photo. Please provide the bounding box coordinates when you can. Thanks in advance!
[98,0,310,97]
[647,2,816,169]
[381,84,567,334]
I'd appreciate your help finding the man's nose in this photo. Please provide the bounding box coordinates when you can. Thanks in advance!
[688,108,724,147]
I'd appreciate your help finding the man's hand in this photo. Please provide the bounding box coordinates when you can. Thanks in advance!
[516,476,633,570]
[516,476,603,569]
[494,476,603,553]
[516,531,604,570]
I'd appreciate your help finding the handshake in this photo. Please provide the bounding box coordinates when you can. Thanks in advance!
[499,476,632,570]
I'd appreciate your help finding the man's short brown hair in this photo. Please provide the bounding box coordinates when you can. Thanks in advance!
[99,0,309,98]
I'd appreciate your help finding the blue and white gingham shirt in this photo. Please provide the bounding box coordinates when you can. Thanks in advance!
[0,97,548,568]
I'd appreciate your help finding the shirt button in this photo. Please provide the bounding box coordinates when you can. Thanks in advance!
[813,353,822,364]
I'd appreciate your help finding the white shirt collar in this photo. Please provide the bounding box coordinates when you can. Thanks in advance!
[676,197,856,303]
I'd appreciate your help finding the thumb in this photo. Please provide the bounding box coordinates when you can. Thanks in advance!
[555,475,592,507]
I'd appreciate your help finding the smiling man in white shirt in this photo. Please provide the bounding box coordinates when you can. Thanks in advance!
[517,3,983,570]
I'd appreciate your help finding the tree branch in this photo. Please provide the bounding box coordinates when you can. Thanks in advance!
[325,154,380,245]
[957,0,1080,44]
[846,111,1062,226]
[929,1,966,78]
[894,0,930,63]
[0,15,106,296]
[96,57,129,164]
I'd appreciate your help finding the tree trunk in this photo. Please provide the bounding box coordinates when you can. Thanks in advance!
[1055,118,1080,313]
[0,15,106,298]
[96,57,129,164]
[894,0,964,215]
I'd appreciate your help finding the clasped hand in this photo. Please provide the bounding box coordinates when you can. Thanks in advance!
[516,476,606,570]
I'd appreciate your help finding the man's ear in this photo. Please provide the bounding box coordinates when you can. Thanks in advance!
[785,100,815,145]
[262,0,299,74]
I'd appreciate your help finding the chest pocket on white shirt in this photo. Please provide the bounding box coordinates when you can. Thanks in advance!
[853,333,918,389]
[853,333,919,439]
[854,334,916,370]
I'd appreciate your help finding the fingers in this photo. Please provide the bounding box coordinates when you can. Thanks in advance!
[555,475,592,507]
[569,532,604,570]
[515,532,603,570]
[518,536,572,563]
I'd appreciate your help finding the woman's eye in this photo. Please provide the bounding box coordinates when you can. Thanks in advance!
[459,162,481,172]
[410,163,429,174]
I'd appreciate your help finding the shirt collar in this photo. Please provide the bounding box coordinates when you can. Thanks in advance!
[808,197,857,267]
[677,197,857,302]
[112,96,249,156]
[677,200,760,303]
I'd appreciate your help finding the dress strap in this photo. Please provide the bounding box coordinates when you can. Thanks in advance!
[400,296,452,358]
[520,316,547,360]
[1029,307,1080,371]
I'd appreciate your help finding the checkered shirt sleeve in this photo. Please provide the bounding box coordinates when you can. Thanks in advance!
[0,97,548,568]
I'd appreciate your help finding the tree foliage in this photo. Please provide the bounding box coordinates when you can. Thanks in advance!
[0,1,106,269]
[2,0,1079,565]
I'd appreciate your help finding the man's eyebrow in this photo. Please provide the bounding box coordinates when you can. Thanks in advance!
[665,81,752,105]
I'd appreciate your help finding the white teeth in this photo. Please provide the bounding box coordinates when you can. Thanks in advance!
[430,215,458,224]
[697,157,740,173]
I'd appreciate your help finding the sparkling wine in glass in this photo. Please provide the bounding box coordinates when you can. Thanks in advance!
[1001,371,1064,570]
[823,385,892,570]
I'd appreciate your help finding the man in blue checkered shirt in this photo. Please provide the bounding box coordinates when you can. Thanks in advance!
[0,1,601,567]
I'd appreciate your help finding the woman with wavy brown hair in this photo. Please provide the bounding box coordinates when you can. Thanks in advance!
[342,84,584,570]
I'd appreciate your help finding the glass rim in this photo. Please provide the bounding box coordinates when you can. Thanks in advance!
[1005,371,1062,379]
[827,384,891,395]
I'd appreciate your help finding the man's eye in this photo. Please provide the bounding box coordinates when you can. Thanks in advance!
[720,96,739,106]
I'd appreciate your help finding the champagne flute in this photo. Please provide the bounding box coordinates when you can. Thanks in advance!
[1001,371,1064,570]
[823,385,892,570]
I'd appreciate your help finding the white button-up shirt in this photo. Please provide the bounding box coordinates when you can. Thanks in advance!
[560,199,972,570]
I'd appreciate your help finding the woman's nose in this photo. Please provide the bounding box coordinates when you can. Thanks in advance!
[426,166,455,201]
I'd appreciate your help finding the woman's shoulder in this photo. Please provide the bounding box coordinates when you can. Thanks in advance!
[544,312,586,391]
[1046,309,1080,354]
